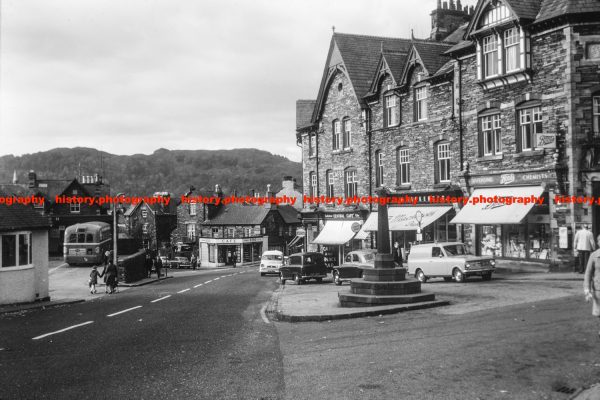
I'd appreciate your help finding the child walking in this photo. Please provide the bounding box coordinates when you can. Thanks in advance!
[89,266,101,294]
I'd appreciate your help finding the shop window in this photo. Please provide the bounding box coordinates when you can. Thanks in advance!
[208,244,215,263]
[396,147,410,185]
[326,170,334,197]
[375,151,384,187]
[480,225,502,257]
[434,142,451,183]
[332,120,341,151]
[344,169,358,198]
[518,106,542,152]
[343,118,352,148]
[479,113,502,156]
[593,95,600,139]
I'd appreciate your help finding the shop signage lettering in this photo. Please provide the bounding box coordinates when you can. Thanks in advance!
[470,171,557,187]
[500,174,515,185]
[536,133,556,149]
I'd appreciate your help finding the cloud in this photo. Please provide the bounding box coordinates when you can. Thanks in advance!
[0,0,476,162]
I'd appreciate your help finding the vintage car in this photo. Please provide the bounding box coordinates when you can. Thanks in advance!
[279,252,328,285]
[259,250,285,276]
[332,249,377,286]
[407,242,495,282]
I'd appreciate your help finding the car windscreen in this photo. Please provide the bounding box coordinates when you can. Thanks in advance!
[303,255,323,265]
[444,245,468,256]
[362,253,375,262]
[263,254,283,261]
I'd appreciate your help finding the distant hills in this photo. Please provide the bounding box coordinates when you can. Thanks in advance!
[0,147,303,196]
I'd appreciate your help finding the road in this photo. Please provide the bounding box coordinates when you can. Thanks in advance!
[2,268,600,399]
[0,268,284,400]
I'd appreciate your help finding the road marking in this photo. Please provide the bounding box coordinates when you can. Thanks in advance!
[177,288,190,293]
[194,283,203,288]
[214,277,220,280]
[49,262,68,274]
[32,321,94,340]
[151,295,171,303]
[206,280,213,283]
[260,305,270,324]
[107,306,142,317]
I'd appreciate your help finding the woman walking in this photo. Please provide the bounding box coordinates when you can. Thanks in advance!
[583,234,600,337]
[103,260,118,294]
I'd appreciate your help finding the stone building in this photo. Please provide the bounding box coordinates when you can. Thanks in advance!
[296,0,600,268]
[124,194,177,256]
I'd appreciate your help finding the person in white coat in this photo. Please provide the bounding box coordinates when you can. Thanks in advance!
[574,224,596,274]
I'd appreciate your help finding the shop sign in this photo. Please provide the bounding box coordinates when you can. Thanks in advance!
[559,226,569,248]
[470,170,557,187]
[351,222,361,233]
[323,212,362,219]
[536,133,556,149]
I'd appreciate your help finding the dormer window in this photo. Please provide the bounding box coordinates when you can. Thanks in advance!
[481,2,510,27]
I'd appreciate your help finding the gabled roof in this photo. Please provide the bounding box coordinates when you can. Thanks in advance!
[365,51,407,98]
[465,0,541,39]
[536,0,600,23]
[296,100,316,130]
[202,204,270,226]
[312,33,412,120]
[277,205,301,225]
[412,41,455,76]
[0,189,51,231]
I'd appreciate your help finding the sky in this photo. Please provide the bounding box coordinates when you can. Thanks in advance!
[0,0,475,162]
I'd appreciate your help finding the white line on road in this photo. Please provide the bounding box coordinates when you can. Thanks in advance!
[194,283,203,288]
[32,321,94,340]
[260,305,270,324]
[151,295,171,303]
[214,277,220,280]
[48,262,68,274]
[107,306,142,317]
[177,288,190,293]
[206,280,213,283]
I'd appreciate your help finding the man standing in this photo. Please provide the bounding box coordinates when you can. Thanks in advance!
[393,241,403,268]
[574,224,596,273]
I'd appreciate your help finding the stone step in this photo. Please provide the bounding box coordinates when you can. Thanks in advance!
[338,292,436,307]
[350,278,421,292]
[362,268,406,282]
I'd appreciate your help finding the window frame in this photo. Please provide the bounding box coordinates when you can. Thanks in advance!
[375,151,384,187]
[518,106,542,152]
[308,133,316,157]
[593,95,600,137]
[397,147,410,185]
[70,202,81,214]
[415,87,428,121]
[326,170,335,197]
[332,120,341,151]
[309,172,317,197]
[1,231,33,268]
[343,118,352,148]
[189,202,197,216]
[504,28,520,73]
[482,34,499,78]
[385,93,399,127]
[479,113,502,156]
[435,142,451,183]
[344,169,358,198]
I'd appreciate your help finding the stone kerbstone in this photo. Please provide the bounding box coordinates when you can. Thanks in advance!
[362,268,406,281]
[338,292,436,307]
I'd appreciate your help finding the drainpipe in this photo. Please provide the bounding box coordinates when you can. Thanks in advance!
[366,109,374,249]
[457,58,465,243]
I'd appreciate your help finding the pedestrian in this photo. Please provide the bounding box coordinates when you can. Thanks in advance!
[145,252,153,278]
[583,234,600,338]
[103,260,118,294]
[232,251,237,268]
[393,241,403,268]
[88,266,101,294]
[190,254,197,270]
[155,256,163,279]
[574,224,596,273]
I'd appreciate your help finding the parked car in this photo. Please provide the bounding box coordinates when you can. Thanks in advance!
[259,250,285,276]
[158,255,171,268]
[174,256,191,269]
[407,242,495,282]
[332,249,377,286]
[279,252,328,285]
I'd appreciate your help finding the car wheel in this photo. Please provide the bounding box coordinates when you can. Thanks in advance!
[294,274,303,285]
[482,272,492,281]
[415,269,428,283]
[453,268,465,283]
[279,272,286,285]
[443,277,453,282]
[333,271,342,286]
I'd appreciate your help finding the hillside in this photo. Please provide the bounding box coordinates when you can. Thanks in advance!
[0,147,303,196]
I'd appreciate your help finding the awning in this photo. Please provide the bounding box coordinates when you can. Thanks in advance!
[450,185,544,225]
[363,206,452,231]
[312,220,362,245]
[354,227,370,240]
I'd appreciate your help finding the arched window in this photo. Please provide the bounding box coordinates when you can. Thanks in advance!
[332,120,341,151]
[434,142,451,183]
[375,151,384,187]
[396,147,410,185]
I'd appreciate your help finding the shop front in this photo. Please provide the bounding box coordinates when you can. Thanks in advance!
[451,185,552,262]
[311,219,368,268]
[199,236,267,267]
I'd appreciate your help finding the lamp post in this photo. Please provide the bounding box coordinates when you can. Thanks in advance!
[415,210,424,244]
[113,192,125,266]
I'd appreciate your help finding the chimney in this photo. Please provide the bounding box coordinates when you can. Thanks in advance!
[28,170,37,188]
[207,184,223,220]
[430,0,471,41]
[457,0,462,10]
[282,175,294,191]
[449,0,455,10]
[265,184,275,209]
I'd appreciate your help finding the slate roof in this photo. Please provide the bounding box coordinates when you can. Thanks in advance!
[296,100,316,130]
[277,205,301,225]
[536,0,600,23]
[443,23,468,43]
[382,52,408,84]
[0,189,51,231]
[331,33,412,107]
[412,41,455,76]
[203,204,270,226]
[504,0,543,21]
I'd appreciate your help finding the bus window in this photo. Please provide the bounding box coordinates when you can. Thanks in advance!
[86,233,94,243]
[78,233,86,243]
[68,234,77,243]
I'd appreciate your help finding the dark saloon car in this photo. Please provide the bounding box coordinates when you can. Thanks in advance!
[332,249,376,285]
[279,252,328,285]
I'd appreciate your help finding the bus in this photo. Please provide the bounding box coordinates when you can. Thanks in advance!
[63,222,112,265]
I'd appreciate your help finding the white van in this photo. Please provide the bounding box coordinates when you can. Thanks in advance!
[259,250,285,276]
